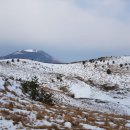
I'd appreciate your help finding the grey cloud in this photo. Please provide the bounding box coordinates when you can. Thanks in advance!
[0,0,130,61]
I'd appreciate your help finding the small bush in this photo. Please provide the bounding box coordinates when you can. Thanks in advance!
[82,61,85,65]
[120,64,123,67]
[107,69,111,74]
[3,79,11,87]
[125,63,127,66]
[89,59,94,63]
[39,89,54,105]
[6,61,10,64]
[70,94,75,98]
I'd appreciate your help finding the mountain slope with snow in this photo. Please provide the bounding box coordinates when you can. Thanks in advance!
[0,49,60,64]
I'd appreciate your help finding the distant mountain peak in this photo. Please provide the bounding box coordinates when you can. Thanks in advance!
[0,49,61,64]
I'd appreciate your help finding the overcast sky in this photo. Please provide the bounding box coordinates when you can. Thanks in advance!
[0,0,130,62]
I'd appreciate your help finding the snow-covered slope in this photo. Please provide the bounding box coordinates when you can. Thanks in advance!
[0,56,130,129]
[0,76,130,129]
[0,56,130,115]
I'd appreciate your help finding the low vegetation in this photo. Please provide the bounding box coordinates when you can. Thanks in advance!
[21,77,54,105]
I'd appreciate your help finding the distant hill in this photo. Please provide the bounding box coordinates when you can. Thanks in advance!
[0,49,60,64]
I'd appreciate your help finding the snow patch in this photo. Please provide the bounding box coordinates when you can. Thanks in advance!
[64,122,72,128]
[70,84,91,98]
[81,123,105,130]
[24,49,37,52]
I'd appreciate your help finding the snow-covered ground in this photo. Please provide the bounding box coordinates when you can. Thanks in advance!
[0,56,130,129]
[0,77,130,129]
[0,56,130,114]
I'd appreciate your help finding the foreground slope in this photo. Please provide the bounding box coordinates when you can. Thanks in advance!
[0,77,130,129]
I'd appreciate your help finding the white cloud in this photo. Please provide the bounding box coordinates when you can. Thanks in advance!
[0,0,130,52]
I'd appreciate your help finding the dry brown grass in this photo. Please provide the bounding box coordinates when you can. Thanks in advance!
[1,88,130,130]
[36,111,45,120]
[0,109,10,117]
[4,102,14,110]
[64,114,75,122]
[59,86,69,93]
[11,114,24,125]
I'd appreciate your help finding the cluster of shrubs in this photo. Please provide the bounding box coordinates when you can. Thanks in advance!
[6,59,20,64]
[11,59,20,62]
[57,74,63,82]
[21,77,54,105]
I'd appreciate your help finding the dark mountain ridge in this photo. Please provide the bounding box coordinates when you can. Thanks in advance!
[0,49,60,64]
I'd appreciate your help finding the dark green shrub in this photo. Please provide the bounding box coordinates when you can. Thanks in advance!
[107,69,111,74]
[12,59,14,62]
[21,77,39,100]
[41,89,53,105]
[112,61,115,64]
[21,77,54,105]
[125,63,127,66]
[82,61,85,65]
[120,64,123,67]
[6,61,10,64]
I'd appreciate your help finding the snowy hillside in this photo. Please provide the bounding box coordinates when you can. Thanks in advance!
[0,56,130,129]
